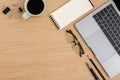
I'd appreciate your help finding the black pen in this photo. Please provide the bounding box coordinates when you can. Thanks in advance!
[86,62,100,80]
[87,55,106,80]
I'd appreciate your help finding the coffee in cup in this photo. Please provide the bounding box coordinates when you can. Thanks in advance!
[22,0,46,19]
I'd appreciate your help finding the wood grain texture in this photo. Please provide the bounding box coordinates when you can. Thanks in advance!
[0,0,119,80]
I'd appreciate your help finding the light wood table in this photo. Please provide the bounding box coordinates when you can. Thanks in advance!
[0,0,119,80]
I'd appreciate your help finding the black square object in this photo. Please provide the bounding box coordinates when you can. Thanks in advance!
[18,7,23,12]
[113,0,120,11]
[2,7,11,14]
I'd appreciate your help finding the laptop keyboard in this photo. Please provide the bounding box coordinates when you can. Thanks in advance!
[93,4,120,55]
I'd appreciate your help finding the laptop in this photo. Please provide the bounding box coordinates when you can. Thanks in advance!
[75,0,120,78]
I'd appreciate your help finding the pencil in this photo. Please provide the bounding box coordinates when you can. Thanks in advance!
[87,55,106,80]
[86,62,100,80]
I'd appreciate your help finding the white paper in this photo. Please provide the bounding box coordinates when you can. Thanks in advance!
[50,0,93,29]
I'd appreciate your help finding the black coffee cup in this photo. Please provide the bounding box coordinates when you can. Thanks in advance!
[22,0,46,19]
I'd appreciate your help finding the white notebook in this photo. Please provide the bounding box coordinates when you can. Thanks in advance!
[50,0,94,29]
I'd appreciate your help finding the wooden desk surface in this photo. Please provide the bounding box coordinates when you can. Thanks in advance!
[0,0,120,80]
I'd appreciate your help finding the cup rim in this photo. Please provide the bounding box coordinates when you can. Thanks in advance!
[24,0,46,16]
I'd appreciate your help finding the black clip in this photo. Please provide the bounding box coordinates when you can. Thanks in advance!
[3,7,11,14]
[18,7,23,12]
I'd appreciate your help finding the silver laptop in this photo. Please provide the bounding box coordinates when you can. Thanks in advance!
[75,0,120,78]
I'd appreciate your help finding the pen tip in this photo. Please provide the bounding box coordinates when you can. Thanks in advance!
[87,55,90,59]
[86,62,91,69]
[85,62,89,66]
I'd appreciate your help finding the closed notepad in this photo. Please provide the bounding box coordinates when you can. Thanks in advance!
[50,0,93,29]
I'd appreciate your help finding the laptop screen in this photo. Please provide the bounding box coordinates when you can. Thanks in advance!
[113,0,120,10]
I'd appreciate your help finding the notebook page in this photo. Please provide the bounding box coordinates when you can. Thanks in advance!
[50,0,93,29]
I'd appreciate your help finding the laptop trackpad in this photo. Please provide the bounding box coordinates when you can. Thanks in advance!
[86,30,117,63]
[102,54,120,77]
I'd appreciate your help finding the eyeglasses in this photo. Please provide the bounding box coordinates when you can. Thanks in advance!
[66,29,85,57]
